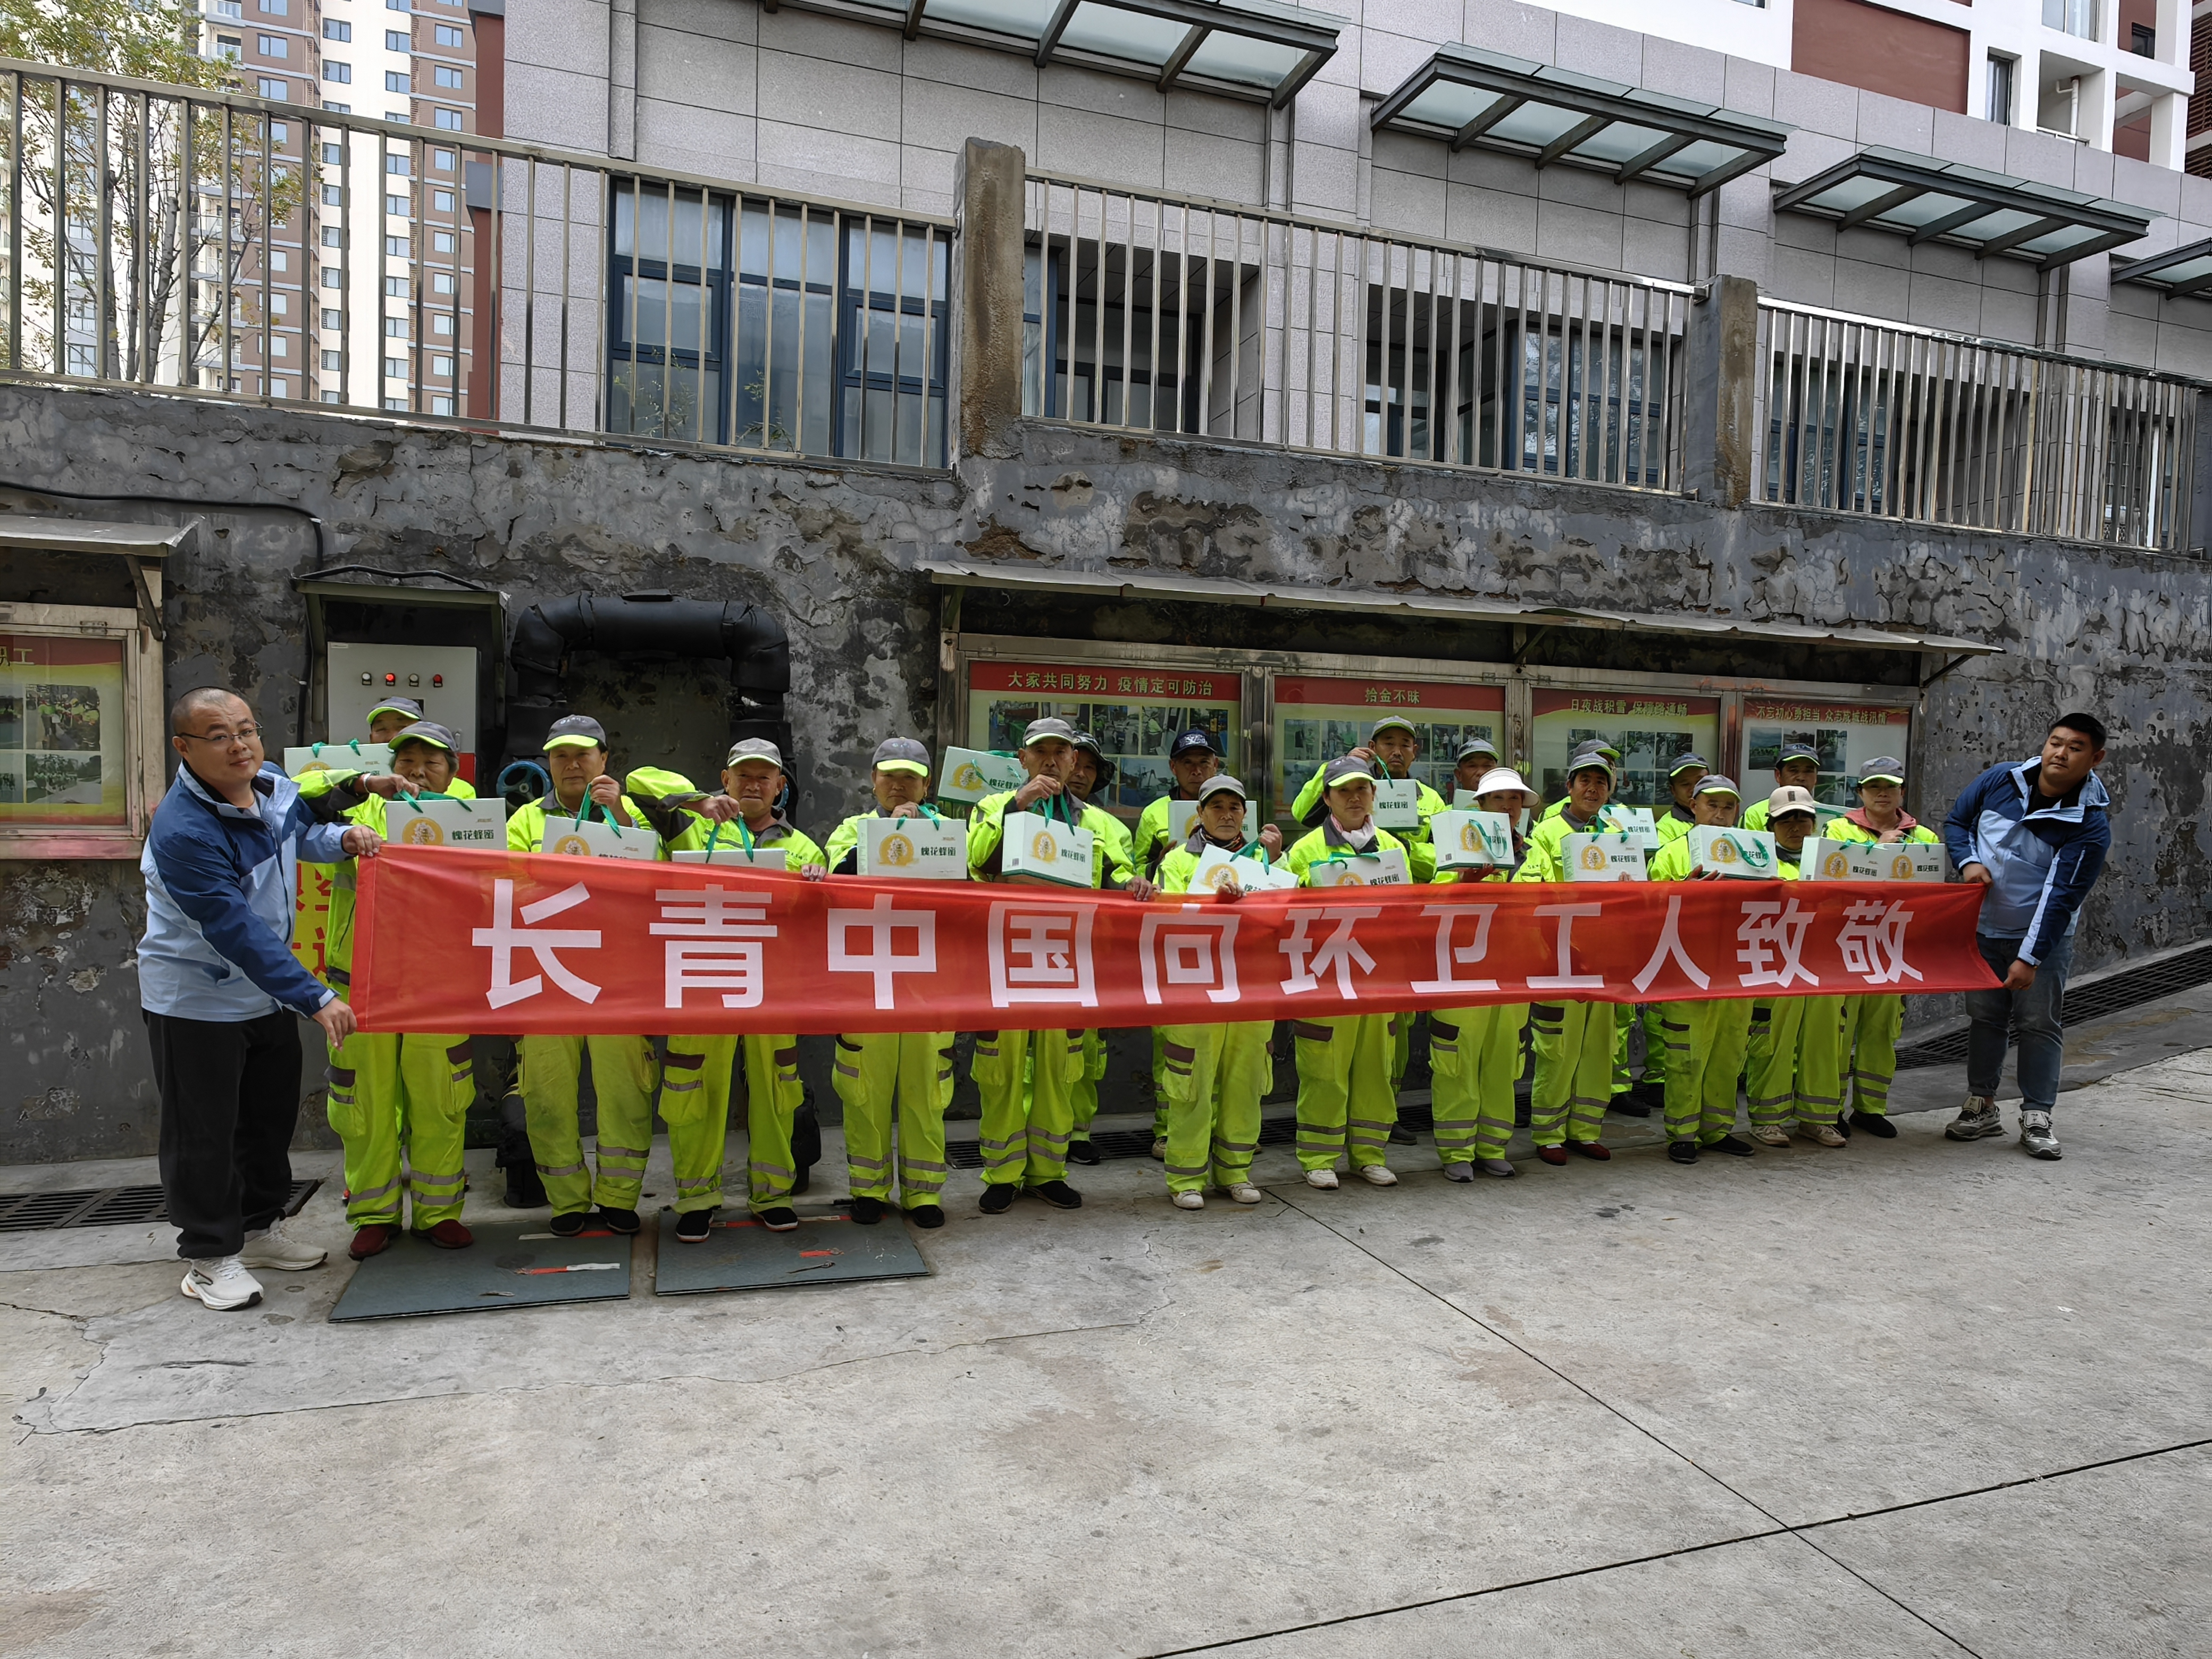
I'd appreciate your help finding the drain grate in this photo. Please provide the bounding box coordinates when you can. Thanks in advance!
[0,1179,319,1234]
[1895,940,2212,1069]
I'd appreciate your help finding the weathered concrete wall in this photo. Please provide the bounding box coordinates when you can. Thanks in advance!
[3,381,2208,1161]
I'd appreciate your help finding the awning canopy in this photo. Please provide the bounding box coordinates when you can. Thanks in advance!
[1368,45,1788,196]
[2112,236,2212,299]
[1773,148,2154,270]
[0,513,195,557]
[921,559,1999,655]
[777,0,1342,107]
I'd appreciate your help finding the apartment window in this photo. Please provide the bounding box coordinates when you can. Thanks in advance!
[258,0,286,12]
[386,317,407,337]
[256,32,286,55]
[321,226,343,246]
[433,108,463,130]
[387,192,410,216]
[2132,23,2155,55]
[2042,0,2096,40]
[432,189,454,212]
[387,154,410,175]
[433,65,463,88]
[433,355,454,376]
[384,397,407,409]
[323,143,343,164]
[270,378,289,397]
[387,110,409,123]
[432,312,454,334]
[324,19,351,39]
[272,121,288,144]
[387,29,410,49]
[322,182,342,205]
[1987,54,2015,124]
[271,249,287,272]
[431,271,455,294]
[270,336,288,357]
[258,77,287,98]
[385,275,408,296]
[321,308,341,329]
[322,349,342,370]
[386,234,409,256]
[324,61,351,82]
[322,390,341,403]
[431,230,455,253]
[386,71,409,93]
[215,35,242,61]
[269,292,287,314]
[323,266,342,287]
[385,358,407,378]
[324,99,350,112]
[432,394,454,415]
[434,23,462,45]
[210,0,242,16]
[432,148,454,170]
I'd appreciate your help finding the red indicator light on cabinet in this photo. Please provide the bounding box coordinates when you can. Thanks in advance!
[431,674,443,686]
[384,673,397,684]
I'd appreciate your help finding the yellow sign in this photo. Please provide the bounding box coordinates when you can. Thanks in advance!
[878,831,917,868]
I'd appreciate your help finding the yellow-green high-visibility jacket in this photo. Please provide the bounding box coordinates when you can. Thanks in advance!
[824,807,965,875]
[1290,761,1443,882]
[507,791,653,854]
[1824,816,1939,846]
[966,790,1134,888]
[1284,820,1409,883]
[1512,806,1641,883]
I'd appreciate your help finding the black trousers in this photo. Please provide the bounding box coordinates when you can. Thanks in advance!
[146,1008,303,1261]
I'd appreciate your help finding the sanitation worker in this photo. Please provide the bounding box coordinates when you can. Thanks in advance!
[1823,756,1940,1140]
[1134,728,1225,877]
[1067,731,1133,1162]
[1447,735,1501,800]
[1644,775,1760,1165]
[1741,741,1824,832]
[966,718,1155,1213]
[632,739,827,1237]
[1653,752,1706,844]
[506,714,664,1238]
[1742,785,1849,1149]
[819,738,957,1229]
[1425,765,1535,1182]
[1630,750,1710,1111]
[1284,756,1410,1191]
[1290,714,1444,883]
[1153,774,1281,1209]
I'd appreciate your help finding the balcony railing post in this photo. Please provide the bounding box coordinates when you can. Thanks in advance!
[955,136,1026,462]
[1685,272,1757,508]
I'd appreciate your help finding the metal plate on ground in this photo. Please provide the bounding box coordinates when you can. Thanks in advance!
[328,1218,633,1321]
[652,1206,929,1296]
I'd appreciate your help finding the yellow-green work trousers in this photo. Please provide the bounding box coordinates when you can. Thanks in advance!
[325,1029,472,1229]
[974,1026,1083,1187]
[1527,1000,1615,1148]
[1661,1000,1753,1145]
[832,1031,954,1210]
[1839,994,1904,1119]
[658,1032,803,1214]
[1427,1003,1527,1166]
[1293,1014,1396,1172]
[1159,1021,1271,1193]
[517,1033,659,1218]
[1746,996,1848,1129]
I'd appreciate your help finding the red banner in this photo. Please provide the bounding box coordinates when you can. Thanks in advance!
[350,850,1996,1035]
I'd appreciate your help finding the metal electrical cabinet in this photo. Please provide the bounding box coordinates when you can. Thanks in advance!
[329,642,481,759]
[297,577,507,784]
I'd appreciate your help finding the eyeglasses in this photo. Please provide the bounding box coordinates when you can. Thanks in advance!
[179,725,262,748]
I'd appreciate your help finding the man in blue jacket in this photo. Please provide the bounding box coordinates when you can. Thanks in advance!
[142,689,382,1311]
[1942,713,2111,1160]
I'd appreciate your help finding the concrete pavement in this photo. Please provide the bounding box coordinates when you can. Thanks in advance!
[3,1051,2208,1658]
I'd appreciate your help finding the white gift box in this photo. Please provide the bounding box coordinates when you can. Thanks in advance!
[285,740,392,778]
[1190,843,1300,893]
[1562,833,1647,882]
[1000,809,1095,887]
[859,814,970,879]
[1432,809,1515,870]
[1803,837,1946,883]
[540,816,660,861]
[1685,825,1780,879]
[937,747,1026,805]
[385,794,507,848]
[1372,778,1422,830]
[1303,847,1411,888]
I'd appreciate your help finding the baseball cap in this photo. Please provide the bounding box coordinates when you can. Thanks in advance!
[1022,716,1077,746]
[1472,766,1530,799]
[391,719,459,754]
[366,695,425,725]
[1693,774,1742,799]
[1570,737,1622,761]
[543,714,608,751]
[1195,774,1246,802]
[1775,742,1821,767]
[1456,735,1501,763]
[1667,751,1709,776]
[725,737,786,770]
[1169,730,1219,759]
[871,737,931,776]
[1323,755,1378,788]
[1766,784,1820,820]
[1369,715,1418,740]
[1856,756,1906,785]
[1565,750,1616,781]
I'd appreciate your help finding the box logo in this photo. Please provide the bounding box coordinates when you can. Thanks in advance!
[399,816,446,847]
[878,832,917,868]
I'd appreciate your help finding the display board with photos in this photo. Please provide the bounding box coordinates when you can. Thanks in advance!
[1530,688,1721,810]
[966,659,1243,819]
[1272,675,1505,817]
[1741,700,1911,808]
[0,633,129,826]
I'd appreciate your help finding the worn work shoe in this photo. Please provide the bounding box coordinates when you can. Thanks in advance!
[1706,1134,1756,1158]
[1223,1183,1263,1204]
[1480,1159,1518,1178]
[757,1207,800,1232]
[241,1216,326,1271]
[1358,1164,1398,1187]
[907,1203,946,1229]
[1389,1122,1419,1145]
[347,1224,395,1261]
[1149,1137,1168,1161]
[1947,1095,2004,1141]
[547,1210,589,1237]
[1171,1190,1205,1211]
[1799,1122,1848,1148]
[1303,1168,1339,1190]
[2020,1110,2063,1160]
[596,1206,642,1236]
[502,1163,548,1209]
[1851,1111,1899,1139]
[849,1196,887,1226]
[1537,1145,1569,1166]
[674,1208,714,1243]
[417,1219,473,1250]
[1067,1138,1101,1166]
[1030,1179,1083,1210]
[978,1184,1017,1215]
[1442,1162,1476,1183]
[1566,1140,1611,1161]
[1609,1094,1652,1120]
[181,1256,264,1311]
[1667,1140,1699,1166]
[1749,1125,1792,1147]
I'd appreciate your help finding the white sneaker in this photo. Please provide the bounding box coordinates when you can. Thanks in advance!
[1171,1190,1205,1210]
[2020,1109,2062,1160]
[1358,1165,1398,1187]
[1947,1095,2004,1141]
[240,1216,326,1271]
[1304,1168,1339,1190]
[181,1255,265,1311]
[1749,1125,1791,1147]
[1222,1183,1263,1204]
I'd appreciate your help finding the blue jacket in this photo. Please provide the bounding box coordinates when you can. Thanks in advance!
[1943,758,2111,964]
[139,762,352,1020]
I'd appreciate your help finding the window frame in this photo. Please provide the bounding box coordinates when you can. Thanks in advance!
[0,600,169,860]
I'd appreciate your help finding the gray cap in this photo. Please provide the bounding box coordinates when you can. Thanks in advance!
[1323,755,1378,788]
[1565,750,1616,781]
[1776,741,1822,767]
[365,694,425,724]
[724,737,786,769]
[1369,714,1418,740]
[1195,774,1247,802]
[871,736,931,776]
[543,714,607,751]
[1022,716,1078,746]
[1692,774,1741,799]
[391,719,459,755]
[1667,751,1710,776]
[1570,736,1622,763]
[1856,756,1906,785]
[1455,735,1501,763]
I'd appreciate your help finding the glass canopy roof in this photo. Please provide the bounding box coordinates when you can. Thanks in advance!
[775,0,1342,106]
[1773,148,2154,270]
[1368,45,1789,196]
[2112,237,2212,300]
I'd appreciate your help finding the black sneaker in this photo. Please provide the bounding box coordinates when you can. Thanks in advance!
[1067,1138,1101,1166]
[1611,1095,1653,1120]
[548,1210,588,1236]
[1030,1179,1083,1210]
[674,1208,714,1243]
[850,1195,886,1226]
[1389,1123,1418,1145]
[979,1185,1017,1215]
[1851,1111,1898,1139]
[502,1166,548,1208]
[596,1206,641,1236]
[1667,1139,1699,1164]
[1706,1134,1756,1158]
[1835,1113,1854,1139]
[907,1204,946,1229]
[757,1206,799,1231]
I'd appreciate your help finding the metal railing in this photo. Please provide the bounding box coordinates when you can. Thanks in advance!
[1756,298,2200,551]
[1023,171,1694,492]
[0,57,953,467]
